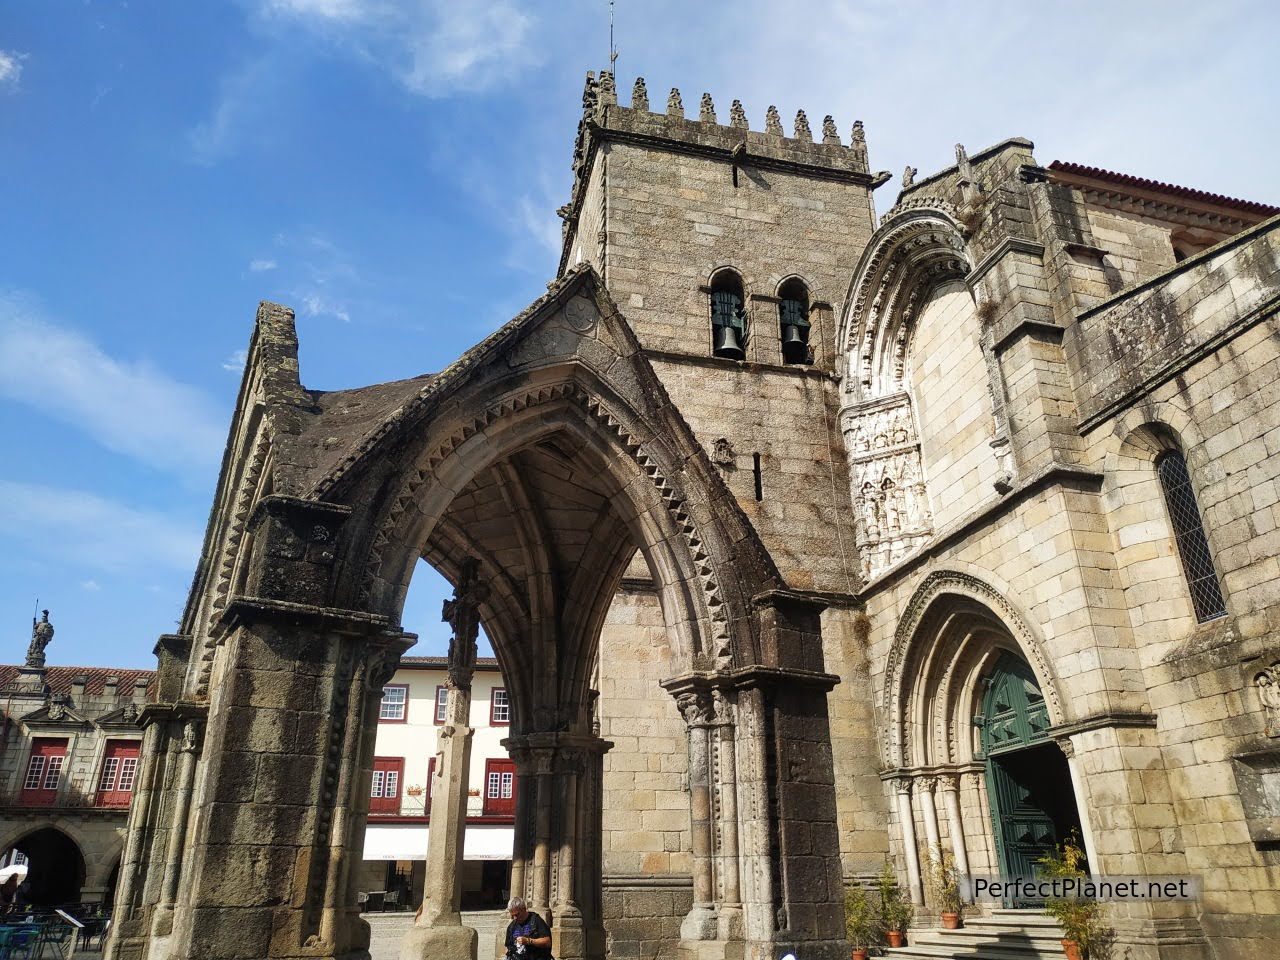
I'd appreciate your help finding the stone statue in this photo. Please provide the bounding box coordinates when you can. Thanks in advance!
[26,609,54,668]
[1257,663,1280,737]
[902,165,917,189]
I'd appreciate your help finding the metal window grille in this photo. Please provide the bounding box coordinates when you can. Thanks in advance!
[1156,451,1227,622]
[778,298,809,329]
[710,290,745,331]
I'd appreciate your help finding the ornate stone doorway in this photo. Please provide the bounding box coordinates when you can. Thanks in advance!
[978,653,1082,903]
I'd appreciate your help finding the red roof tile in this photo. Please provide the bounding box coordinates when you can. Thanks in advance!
[0,665,156,697]
[1048,161,1280,218]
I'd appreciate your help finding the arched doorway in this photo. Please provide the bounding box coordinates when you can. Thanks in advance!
[978,652,1083,892]
[7,828,87,906]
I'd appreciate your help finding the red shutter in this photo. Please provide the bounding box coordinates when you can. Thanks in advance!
[21,738,68,806]
[370,757,405,815]
[95,740,142,807]
[482,759,516,817]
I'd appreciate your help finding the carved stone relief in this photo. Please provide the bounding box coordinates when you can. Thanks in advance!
[843,395,932,577]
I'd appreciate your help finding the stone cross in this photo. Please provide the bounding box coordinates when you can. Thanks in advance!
[443,560,486,690]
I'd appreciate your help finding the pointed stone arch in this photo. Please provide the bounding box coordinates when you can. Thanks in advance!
[838,206,972,577]
[108,267,851,960]
[881,568,1068,769]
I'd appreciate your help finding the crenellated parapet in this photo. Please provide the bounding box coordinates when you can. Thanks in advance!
[561,70,884,275]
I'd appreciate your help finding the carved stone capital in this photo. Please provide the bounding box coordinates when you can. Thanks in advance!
[676,691,713,728]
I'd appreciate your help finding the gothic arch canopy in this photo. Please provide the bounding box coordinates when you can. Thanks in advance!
[188,266,794,734]
[836,206,971,578]
[838,203,971,399]
[881,568,1069,768]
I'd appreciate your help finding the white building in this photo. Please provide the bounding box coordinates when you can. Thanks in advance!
[357,656,514,910]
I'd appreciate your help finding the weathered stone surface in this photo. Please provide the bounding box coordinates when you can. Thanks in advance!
[101,72,1280,960]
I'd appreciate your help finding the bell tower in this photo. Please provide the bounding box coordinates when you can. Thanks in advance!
[555,71,882,599]
[558,71,887,372]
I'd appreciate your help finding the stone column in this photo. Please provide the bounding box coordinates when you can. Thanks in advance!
[1057,738,1100,871]
[894,778,924,905]
[530,752,554,917]
[917,776,942,862]
[677,691,718,941]
[402,562,488,960]
[939,774,971,895]
[552,751,584,959]
[150,715,205,937]
[104,713,167,960]
[712,689,743,941]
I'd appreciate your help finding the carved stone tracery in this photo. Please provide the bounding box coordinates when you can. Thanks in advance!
[843,395,933,578]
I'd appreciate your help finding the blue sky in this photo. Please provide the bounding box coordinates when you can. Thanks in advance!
[1,0,1276,670]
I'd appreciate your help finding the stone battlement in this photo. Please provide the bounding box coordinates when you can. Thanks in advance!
[580,70,873,176]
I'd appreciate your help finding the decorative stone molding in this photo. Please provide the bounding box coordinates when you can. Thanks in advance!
[882,569,1066,767]
[360,379,737,665]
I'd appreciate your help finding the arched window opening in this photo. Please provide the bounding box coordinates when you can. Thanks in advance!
[1155,450,1226,621]
[777,278,811,365]
[710,270,747,360]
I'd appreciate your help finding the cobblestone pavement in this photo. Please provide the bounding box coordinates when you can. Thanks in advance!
[366,910,508,960]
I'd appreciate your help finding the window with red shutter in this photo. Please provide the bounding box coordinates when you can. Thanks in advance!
[96,740,142,807]
[482,759,516,817]
[370,757,405,815]
[21,738,68,806]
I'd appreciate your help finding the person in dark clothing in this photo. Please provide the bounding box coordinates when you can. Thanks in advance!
[504,896,553,960]
[0,874,18,916]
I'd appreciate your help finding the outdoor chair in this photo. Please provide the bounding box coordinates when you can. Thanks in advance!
[0,924,41,960]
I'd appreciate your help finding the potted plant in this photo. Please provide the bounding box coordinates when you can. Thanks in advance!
[926,849,963,929]
[844,882,876,960]
[1038,837,1110,959]
[876,859,914,947]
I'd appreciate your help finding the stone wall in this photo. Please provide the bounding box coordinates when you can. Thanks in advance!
[908,280,1001,530]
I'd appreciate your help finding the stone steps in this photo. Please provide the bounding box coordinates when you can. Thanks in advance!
[885,909,1067,960]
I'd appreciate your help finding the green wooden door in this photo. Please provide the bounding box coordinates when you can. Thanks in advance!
[978,653,1057,897]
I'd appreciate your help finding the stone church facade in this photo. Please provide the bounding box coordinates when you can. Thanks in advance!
[105,73,1280,960]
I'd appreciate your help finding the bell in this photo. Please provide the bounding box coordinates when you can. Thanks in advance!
[781,324,809,364]
[713,324,745,360]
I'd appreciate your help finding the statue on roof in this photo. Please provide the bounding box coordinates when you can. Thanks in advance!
[27,609,54,668]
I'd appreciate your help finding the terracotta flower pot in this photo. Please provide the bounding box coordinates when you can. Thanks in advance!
[886,929,906,947]
[851,950,869,960]
[940,911,962,929]
[1061,940,1083,960]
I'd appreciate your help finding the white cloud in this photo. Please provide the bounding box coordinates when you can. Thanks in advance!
[0,481,202,574]
[0,49,24,91]
[249,258,277,272]
[188,57,274,164]
[263,0,367,19]
[0,296,227,477]
[221,348,249,372]
[254,0,537,97]
[299,292,352,323]
[81,579,102,592]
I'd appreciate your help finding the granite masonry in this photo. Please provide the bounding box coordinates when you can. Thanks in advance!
[104,73,1280,960]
